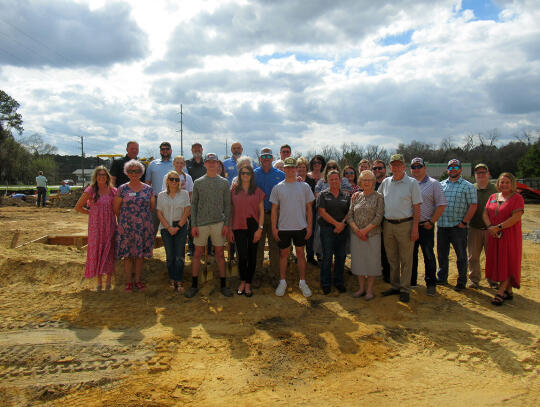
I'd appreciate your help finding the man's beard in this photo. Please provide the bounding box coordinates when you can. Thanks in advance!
[193,152,202,158]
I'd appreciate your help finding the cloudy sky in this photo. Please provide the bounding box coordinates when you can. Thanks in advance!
[1,0,539,159]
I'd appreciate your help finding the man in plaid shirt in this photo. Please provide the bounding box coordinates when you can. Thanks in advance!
[437,159,477,291]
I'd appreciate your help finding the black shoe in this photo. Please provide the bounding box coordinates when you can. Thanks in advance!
[322,286,331,295]
[399,292,410,303]
[307,258,318,266]
[184,286,198,298]
[437,279,449,286]
[335,285,346,293]
[221,286,233,297]
[382,288,400,296]
[454,283,466,292]
[245,290,253,298]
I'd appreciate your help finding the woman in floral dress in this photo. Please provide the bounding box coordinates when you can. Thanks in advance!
[113,159,155,292]
[75,166,117,290]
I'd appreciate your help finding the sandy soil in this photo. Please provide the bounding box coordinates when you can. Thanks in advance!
[0,205,539,406]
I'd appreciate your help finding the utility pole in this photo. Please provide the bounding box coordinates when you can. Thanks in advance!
[80,136,85,186]
[176,104,183,156]
[225,139,228,159]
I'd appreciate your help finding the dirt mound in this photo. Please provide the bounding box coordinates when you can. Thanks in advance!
[0,206,539,406]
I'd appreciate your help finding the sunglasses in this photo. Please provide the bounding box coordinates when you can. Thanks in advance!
[344,171,355,175]
[168,177,180,182]
[448,166,461,171]
[312,161,322,165]
[411,165,424,170]
[239,171,251,176]
[372,166,384,171]
[327,166,338,170]
[127,169,142,174]
[260,154,273,159]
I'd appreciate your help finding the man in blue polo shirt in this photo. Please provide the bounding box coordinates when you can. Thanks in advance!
[437,159,477,291]
[254,147,285,285]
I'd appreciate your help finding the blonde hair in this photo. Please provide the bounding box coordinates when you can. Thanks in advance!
[172,156,187,177]
[165,170,181,194]
[359,169,376,182]
[496,172,517,193]
[90,166,112,202]
[296,157,309,170]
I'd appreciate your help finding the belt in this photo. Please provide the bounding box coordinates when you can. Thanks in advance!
[385,217,413,224]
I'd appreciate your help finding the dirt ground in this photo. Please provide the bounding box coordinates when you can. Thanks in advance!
[0,205,539,406]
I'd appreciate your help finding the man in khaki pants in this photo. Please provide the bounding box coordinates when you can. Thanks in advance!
[378,154,422,303]
[468,163,498,289]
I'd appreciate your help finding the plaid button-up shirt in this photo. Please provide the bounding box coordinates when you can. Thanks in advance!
[438,177,477,227]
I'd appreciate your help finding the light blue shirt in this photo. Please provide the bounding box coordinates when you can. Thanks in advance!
[378,174,423,219]
[146,158,174,194]
[59,184,71,194]
[254,166,285,211]
[438,177,477,227]
[223,157,238,185]
[36,175,47,187]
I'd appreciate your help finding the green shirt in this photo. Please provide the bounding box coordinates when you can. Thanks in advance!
[469,182,497,229]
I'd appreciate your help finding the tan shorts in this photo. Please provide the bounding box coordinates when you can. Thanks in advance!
[194,222,226,247]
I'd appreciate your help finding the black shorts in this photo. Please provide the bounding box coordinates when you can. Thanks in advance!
[277,229,307,249]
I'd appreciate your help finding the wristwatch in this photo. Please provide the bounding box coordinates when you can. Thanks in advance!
[259,225,264,230]
[460,220,468,226]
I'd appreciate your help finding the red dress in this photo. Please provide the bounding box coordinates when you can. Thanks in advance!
[84,186,117,278]
[485,193,524,288]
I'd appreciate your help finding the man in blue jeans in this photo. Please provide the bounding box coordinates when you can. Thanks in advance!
[410,158,447,296]
[437,159,477,291]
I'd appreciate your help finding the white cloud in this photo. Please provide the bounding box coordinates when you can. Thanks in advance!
[1,0,539,159]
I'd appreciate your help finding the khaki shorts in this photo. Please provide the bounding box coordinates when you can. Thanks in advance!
[194,222,226,247]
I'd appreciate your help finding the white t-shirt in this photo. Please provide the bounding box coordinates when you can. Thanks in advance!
[161,172,193,193]
[269,181,315,230]
[156,190,191,230]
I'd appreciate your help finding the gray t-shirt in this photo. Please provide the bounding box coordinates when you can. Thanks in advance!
[269,181,315,230]
[191,175,231,227]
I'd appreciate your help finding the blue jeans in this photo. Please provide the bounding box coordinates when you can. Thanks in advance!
[437,226,468,285]
[412,225,437,287]
[319,225,347,289]
[161,225,188,282]
[37,187,47,207]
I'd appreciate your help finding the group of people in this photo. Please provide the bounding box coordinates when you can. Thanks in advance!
[74,140,524,306]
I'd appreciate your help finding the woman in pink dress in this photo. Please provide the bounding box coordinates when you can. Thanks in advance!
[482,172,524,306]
[75,166,117,291]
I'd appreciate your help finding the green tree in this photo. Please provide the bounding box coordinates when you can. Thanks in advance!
[518,141,540,178]
[0,89,23,136]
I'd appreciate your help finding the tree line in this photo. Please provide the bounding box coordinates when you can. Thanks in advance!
[2,89,539,185]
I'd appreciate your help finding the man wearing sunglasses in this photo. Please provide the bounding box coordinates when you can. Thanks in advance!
[410,158,447,296]
[254,147,285,286]
[146,141,175,235]
[436,159,477,291]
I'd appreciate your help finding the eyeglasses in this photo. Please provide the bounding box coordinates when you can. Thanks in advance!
[239,171,251,176]
[372,166,384,171]
[448,166,461,171]
[411,165,424,170]
[168,177,180,182]
[260,154,273,159]
[127,169,142,174]
[344,171,355,175]
[312,161,322,165]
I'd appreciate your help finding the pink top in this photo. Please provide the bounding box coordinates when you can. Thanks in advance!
[230,187,265,230]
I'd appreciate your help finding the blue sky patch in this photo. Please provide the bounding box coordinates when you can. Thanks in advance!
[381,29,413,46]
[256,52,329,64]
[462,0,502,21]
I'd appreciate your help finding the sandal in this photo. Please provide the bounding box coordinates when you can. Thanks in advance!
[491,293,505,306]
[504,290,513,300]
[125,282,133,292]
[135,281,146,291]
[169,280,175,289]
[352,290,365,298]
[175,282,184,294]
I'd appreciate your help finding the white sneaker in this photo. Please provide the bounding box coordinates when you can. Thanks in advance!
[275,280,287,296]
[299,280,312,297]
